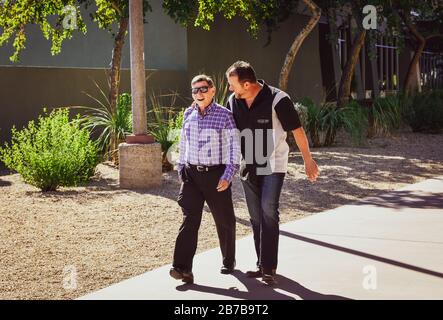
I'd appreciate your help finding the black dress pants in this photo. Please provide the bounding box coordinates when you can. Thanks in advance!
[172,165,236,272]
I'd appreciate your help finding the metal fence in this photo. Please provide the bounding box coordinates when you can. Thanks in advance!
[420,51,443,90]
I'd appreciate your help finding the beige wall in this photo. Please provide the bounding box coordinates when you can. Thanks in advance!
[0,67,188,145]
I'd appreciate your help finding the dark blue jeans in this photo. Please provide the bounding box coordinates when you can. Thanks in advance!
[241,170,285,274]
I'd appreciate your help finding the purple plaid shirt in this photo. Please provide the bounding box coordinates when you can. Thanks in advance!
[177,102,240,182]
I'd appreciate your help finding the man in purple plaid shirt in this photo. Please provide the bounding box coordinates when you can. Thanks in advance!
[170,74,240,284]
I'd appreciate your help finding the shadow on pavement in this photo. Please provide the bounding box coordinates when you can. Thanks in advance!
[280,230,443,279]
[355,191,443,209]
[175,270,351,300]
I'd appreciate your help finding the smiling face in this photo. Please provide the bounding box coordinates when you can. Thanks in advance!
[227,75,249,99]
[191,80,216,108]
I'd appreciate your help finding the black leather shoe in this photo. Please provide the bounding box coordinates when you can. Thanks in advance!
[169,267,194,284]
[262,268,277,285]
[246,267,262,278]
[262,273,277,285]
[220,265,235,274]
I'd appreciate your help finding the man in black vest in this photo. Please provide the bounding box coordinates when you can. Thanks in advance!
[225,61,320,285]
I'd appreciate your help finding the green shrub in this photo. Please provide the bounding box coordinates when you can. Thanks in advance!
[340,100,368,146]
[320,103,342,147]
[405,91,443,133]
[147,93,184,171]
[70,84,133,163]
[370,95,403,136]
[299,97,325,147]
[0,108,100,192]
[300,98,347,147]
[294,101,308,129]
[212,73,230,106]
[299,98,368,147]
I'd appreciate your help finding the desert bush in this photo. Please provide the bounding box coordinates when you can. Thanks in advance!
[0,108,99,191]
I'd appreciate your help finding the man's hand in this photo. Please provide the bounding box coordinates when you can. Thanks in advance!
[217,179,230,192]
[304,158,319,182]
[292,127,320,183]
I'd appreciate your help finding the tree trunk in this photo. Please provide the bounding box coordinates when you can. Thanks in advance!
[402,14,426,96]
[369,38,380,99]
[337,29,367,106]
[350,18,365,100]
[109,17,129,115]
[108,17,129,163]
[278,0,321,91]
[327,9,342,100]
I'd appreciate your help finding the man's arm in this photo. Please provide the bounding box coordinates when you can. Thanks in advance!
[273,95,319,182]
[217,111,240,192]
[292,127,319,182]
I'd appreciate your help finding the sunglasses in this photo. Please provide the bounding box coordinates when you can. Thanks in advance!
[191,86,210,94]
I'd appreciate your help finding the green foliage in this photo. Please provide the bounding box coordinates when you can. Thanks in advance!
[370,95,403,136]
[174,107,185,131]
[70,83,133,160]
[340,100,368,146]
[294,101,308,129]
[0,108,99,192]
[405,90,443,133]
[320,103,342,147]
[79,0,152,33]
[299,97,368,147]
[212,73,230,106]
[147,92,184,171]
[163,0,296,39]
[299,97,321,147]
[0,0,86,62]
[299,97,339,147]
[147,92,183,153]
[0,0,153,61]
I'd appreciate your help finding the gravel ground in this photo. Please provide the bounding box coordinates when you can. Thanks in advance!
[1,130,442,300]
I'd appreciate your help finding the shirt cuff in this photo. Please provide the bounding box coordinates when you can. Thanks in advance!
[220,164,240,183]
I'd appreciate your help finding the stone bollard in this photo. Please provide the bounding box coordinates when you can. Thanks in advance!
[119,142,162,189]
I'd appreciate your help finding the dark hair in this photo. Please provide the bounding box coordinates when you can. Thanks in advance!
[225,61,257,84]
[191,74,214,87]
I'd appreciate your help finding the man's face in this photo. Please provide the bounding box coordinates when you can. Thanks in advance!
[227,76,248,99]
[191,80,215,108]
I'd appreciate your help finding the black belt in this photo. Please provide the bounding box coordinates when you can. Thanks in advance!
[186,164,224,172]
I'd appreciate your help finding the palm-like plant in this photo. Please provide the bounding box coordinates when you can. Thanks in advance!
[147,92,184,171]
[70,80,132,164]
[300,97,368,147]
[340,100,368,146]
[212,73,230,106]
[369,95,403,137]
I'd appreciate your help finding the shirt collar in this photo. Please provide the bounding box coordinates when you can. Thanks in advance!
[193,101,215,117]
[237,80,270,108]
[255,80,271,101]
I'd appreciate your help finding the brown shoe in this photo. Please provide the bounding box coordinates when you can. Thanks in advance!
[169,267,194,284]
[262,273,277,285]
[246,267,262,278]
[262,268,277,285]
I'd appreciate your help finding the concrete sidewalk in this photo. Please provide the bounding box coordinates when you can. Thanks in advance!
[80,176,443,300]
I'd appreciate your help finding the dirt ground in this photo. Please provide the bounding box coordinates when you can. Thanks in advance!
[1,130,443,300]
